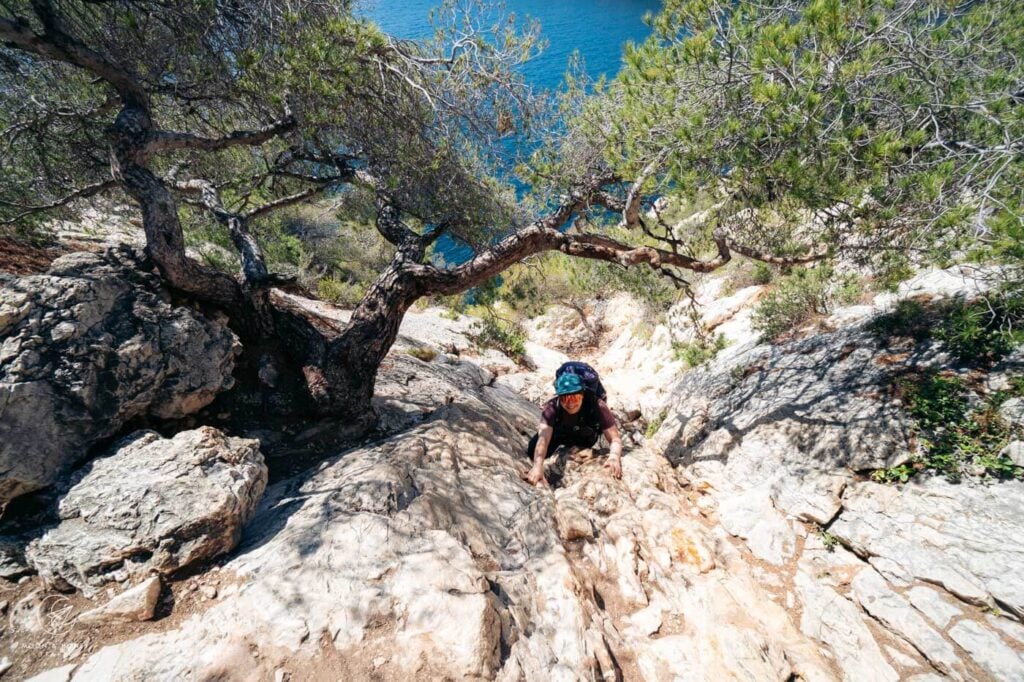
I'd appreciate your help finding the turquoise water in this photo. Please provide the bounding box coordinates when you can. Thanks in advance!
[361,0,660,91]
[360,1,660,263]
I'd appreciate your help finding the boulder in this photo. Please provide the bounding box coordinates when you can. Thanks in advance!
[78,576,161,625]
[1003,441,1024,468]
[659,326,926,473]
[26,427,266,593]
[0,248,239,506]
[0,539,31,580]
[9,588,47,634]
[999,397,1024,429]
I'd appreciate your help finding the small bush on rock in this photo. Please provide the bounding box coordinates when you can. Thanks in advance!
[935,293,1024,363]
[645,411,667,439]
[406,346,438,362]
[472,314,527,363]
[869,299,931,341]
[871,289,1024,364]
[752,266,835,340]
[875,370,1022,484]
[317,277,367,308]
[672,334,728,368]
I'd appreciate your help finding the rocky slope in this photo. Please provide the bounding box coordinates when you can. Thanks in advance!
[1,248,1023,680]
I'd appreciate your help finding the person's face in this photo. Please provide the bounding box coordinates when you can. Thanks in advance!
[559,392,584,414]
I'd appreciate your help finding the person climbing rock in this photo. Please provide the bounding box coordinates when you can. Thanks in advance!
[522,369,623,487]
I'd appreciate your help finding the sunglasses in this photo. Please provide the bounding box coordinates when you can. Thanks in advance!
[559,393,583,404]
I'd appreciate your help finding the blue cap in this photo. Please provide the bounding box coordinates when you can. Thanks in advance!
[555,373,584,396]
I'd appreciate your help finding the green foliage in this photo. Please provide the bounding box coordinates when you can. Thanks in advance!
[869,299,931,341]
[251,202,394,306]
[873,371,1022,484]
[902,372,970,431]
[814,525,840,552]
[721,260,775,294]
[1,0,538,288]
[871,289,1024,364]
[471,313,527,363]
[871,463,917,485]
[729,363,749,384]
[406,346,438,362]
[752,262,774,286]
[871,254,916,293]
[672,334,728,368]
[645,411,667,439]
[493,245,679,320]
[752,265,860,340]
[576,0,1024,281]
[935,295,1024,363]
[317,277,367,308]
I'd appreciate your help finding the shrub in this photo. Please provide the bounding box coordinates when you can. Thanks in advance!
[935,292,1024,364]
[752,262,774,286]
[869,299,931,341]
[472,313,527,362]
[870,290,1024,364]
[751,266,833,340]
[317,277,367,308]
[645,410,667,438]
[871,253,916,293]
[496,238,679,319]
[815,525,841,552]
[672,334,728,368]
[873,370,1021,484]
[406,346,438,362]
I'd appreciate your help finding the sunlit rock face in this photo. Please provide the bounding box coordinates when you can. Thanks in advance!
[12,264,1024,681]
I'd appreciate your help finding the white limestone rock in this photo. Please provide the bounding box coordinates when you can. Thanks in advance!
[1000,398,1024,429]
[9,588,46,634]
[716,486,796,566]
[27,427,266,593]
[906,585,962,629]
[830,478,1024,617]
[948,620,1024,680]
[1003,441,1024,468]
[78,576,161,625]
[795,570,899,682]
[25,664,77,682]
[0,249,239,506]
[850,569,963,678]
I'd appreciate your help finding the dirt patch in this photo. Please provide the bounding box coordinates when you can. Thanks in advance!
[0,237,66,275]
[0,566,246,679]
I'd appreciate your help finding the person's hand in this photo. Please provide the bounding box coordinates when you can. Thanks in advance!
[522,464,548,487]
[603,456,622,479]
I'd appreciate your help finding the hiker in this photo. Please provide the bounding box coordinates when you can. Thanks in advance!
[522,370,623,487]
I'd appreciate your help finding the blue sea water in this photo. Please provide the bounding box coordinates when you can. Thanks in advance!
[359,0,660,264]
[361,0,661,91]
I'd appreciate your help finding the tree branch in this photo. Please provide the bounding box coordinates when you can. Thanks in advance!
[244,186,325,221]
[374,193,420,248]
[0,9,147,106]
[145,115,296,154]
[621,151,669,228]
[0,178,116,226]
[173,178,270,284]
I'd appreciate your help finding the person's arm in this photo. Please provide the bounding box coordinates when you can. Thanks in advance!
[602,424,623,479]
[525,422,553,486]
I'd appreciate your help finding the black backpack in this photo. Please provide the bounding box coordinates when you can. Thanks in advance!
[555,361,607,401]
